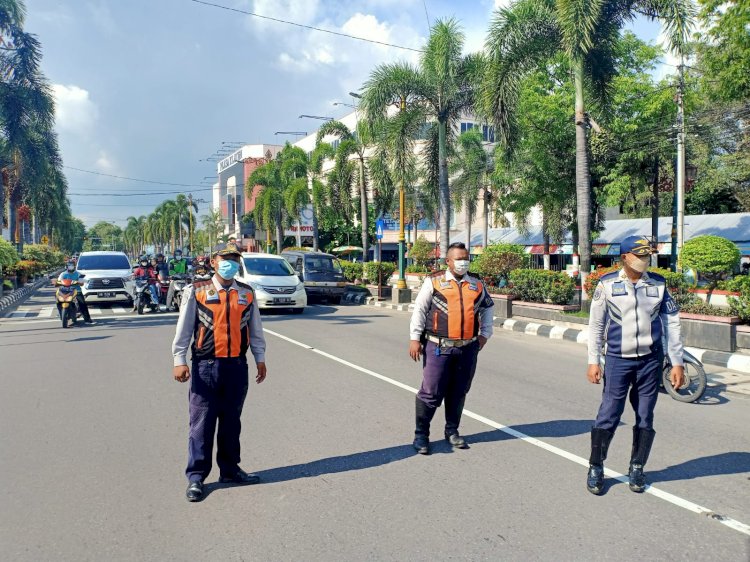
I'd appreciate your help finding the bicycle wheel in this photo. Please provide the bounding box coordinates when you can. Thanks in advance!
[662,358,707,403]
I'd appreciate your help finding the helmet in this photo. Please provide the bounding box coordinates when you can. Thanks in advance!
[66,260,75,271]
[174,249,182,257]
[156,253,165,262]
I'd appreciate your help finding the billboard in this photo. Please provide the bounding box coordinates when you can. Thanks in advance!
[284,204,315,236]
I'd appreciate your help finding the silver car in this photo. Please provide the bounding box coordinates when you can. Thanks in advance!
[75,251,136,306]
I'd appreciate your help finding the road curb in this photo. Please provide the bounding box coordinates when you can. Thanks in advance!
[362,301,750,376]
[0,275,54,317]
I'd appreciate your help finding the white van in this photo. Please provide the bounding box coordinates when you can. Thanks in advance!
[236,253,307,314]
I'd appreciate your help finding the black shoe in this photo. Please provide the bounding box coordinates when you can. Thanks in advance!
[186,481,204,502]
[628,464,647,493]
[219,469,260,485]
[413,435,430,455]
[445,433,468,449]
[587,464,604,495]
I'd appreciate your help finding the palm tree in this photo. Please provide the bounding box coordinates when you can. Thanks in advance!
[201,209,224,254]
[482,0,694,297]
[315,120,374,261]
[307,142,335,251]
[361,18,480,261]
[248,158,285,253]
[124,215,146,258]
[173,194,197,252]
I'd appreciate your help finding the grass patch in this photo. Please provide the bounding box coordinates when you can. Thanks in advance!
[562,310,590,318]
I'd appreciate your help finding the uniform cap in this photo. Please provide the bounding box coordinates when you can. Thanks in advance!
[620,235,655,256]
[212,242,242,257]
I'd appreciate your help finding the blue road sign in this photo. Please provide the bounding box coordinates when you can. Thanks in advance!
[376,219,384,240]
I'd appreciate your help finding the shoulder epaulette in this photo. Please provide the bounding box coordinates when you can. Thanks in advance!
[236,280,253,291]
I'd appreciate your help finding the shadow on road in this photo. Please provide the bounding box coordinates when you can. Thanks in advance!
[200,419,593,499]
[619,452,750,486]
[261,305,388,326]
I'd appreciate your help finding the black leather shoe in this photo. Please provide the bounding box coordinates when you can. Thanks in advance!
[628,464,647,493]
[186,481,204,502]
[413,435,430,455]
[445,433,468,449]
[219,470,260,485]
[587,464,604,495]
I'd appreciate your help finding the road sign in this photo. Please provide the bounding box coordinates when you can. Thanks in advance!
[41,235,49,245]
[375,219,384,241]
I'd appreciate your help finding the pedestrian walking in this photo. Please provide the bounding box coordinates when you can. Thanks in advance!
[172,242,267,502]
[586,235,685,495]
[408,242,494,454]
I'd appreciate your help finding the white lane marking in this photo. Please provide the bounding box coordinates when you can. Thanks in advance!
[38,306,55,318]
[111,306,127,314]
[0,312,177,325]
[6,311,30,318]
[262,327,750,538]
[89,307,103,315]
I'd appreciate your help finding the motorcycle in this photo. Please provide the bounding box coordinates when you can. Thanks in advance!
[600,343,707,403]
[55,278,82,328]
[134,279,159,315]
[168,274,190,312]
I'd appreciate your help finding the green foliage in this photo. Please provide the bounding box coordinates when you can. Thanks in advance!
[508,269,575,305]
[3,279,13,291]
[21,244,64,271]
[728,293,750,323]
[680,300,735,317]
[681,235,740,286]
[85,222,125,252]
[363,261,396,283]
[723,276,750,294]
[0,238,20,268]
[406,264,430,274]
[409,236,434,267]
[340,261,363,282]
[472,243,527,286]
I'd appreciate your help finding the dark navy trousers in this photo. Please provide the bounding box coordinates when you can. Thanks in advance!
[186,357,249,483]
[594,353,662,432]
[418,340,479,410]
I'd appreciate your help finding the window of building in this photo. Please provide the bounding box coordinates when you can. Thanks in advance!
[482,125,495,143]
[460,122,475,133]
[332,139,340,151]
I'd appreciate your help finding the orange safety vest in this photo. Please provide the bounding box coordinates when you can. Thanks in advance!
[191,279,255,360]
[426,273,488,340]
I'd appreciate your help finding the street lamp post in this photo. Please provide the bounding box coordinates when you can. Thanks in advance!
[397,95,408,291]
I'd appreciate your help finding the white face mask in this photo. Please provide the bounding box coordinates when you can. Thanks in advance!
[628,255,650,273]
[452,260,470,275]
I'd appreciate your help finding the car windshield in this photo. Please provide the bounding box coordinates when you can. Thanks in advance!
[76,255,131,270]
[243,257,295,276]
[304,256,343,273]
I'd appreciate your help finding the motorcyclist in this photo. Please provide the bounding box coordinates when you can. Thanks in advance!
[193,255,212,279]
[134,256,159,308]
[166,250,189,311]
[56,259,94,324]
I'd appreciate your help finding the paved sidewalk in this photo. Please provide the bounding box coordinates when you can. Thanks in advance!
[364,299,750,396]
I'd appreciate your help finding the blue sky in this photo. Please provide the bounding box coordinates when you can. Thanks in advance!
[27,0,668,228]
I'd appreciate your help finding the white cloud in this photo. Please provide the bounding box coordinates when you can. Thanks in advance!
[95,150,117,174]
[250,0,321,30]
[52,84,99,136]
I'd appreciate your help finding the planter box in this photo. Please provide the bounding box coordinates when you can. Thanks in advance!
[679,315,740,353]
[511,301,580,322]
[737,325,750,350]
[689,289,740,309]
[490,294,514,319]
[366,284,391,298]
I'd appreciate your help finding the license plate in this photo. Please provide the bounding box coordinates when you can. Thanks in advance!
[98,292,115,298]
[273,297,292,304]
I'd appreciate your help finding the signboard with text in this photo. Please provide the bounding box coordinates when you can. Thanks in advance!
[284,205,315,236]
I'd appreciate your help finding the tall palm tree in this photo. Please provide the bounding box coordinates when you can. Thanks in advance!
[307,142,335,251]
[316,120,374,261]
[361,18,480,261]
[173,194,197,252]
[248,158,285,253]
[201,209,224,254]
[482,0,694,297]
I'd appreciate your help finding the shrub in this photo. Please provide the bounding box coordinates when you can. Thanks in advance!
[3,279,13,291]
[680,300,735,317]
[409,236,434,267]
[723,276,750,295]
[728,294,750,323]
[10,259,43,283]
[681,235,740,297]
[0,238,19,269]
[509,269,575,305]
[406,264,429,274]
[363,261,396,282]
[472,243,526,286]
[22,244,65,271]
[340,261,363,282]
[584,265,620,298]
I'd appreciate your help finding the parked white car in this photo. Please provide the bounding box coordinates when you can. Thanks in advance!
[75,251,135,306]
[236,253,307,314]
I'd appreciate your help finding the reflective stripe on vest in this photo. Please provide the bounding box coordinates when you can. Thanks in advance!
[427,276,484,339]
[192,280,254,359]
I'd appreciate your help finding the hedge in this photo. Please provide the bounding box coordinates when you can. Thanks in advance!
[470,243,527,287]
[340,261,363,282]
[22,244,65,271]
[508,269,575,305]
[0,238,19,269]
[363,261,396,282]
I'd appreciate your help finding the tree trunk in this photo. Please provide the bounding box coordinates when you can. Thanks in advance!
[359,158,369,263]
[275,212,283,254]
[311,206,320,252]
[466,211,472,255]
[438,119,450,262]
[574,61,592,300]
[9,196,18,252]
[543,211,551,270]
[482,188,489,248]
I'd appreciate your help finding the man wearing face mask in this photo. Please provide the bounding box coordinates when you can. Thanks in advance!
[57,259,94,324]
[586,235,685,495]
[171,242,267,502]
[408,242,494,454]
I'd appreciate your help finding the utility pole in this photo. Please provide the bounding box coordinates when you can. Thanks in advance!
[397,94,407,291]
[188,194,193,255]
[675,59,686,271]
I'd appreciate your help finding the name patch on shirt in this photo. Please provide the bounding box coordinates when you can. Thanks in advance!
[646,286,659,297]
[611,282,627,296]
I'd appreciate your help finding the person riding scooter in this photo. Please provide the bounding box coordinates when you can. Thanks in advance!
[166,250,189,311]
[57,260,94,324]
[134,256,159,309]
[192,255,212,280]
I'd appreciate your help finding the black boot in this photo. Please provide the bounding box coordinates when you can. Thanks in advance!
[414,397,436,455]
[628,427,655,493]
[587,427,614,495]
[444,394,468,449]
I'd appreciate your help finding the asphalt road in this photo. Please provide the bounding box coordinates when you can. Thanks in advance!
[1,287,749,561]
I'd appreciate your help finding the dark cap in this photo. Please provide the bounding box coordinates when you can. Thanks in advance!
[212,242,242,257]
[620,235,655,256]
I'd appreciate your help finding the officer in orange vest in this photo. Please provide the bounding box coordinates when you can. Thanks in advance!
[172,242,267,502]
[409,242,494,454]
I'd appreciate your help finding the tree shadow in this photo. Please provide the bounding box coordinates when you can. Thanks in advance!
[201,419,594,499]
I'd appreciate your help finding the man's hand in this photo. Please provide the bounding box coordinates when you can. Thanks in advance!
[409,341,423,362]
[173,365,190,383]
[587,364,603,384]
[256,362,267,384]
[670,365,685,389]
[478,335,488,351]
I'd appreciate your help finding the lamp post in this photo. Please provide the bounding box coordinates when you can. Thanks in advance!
[299,115,334,121]
[397,95,407,291]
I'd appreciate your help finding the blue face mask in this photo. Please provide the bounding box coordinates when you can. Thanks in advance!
[217,259,239,280]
